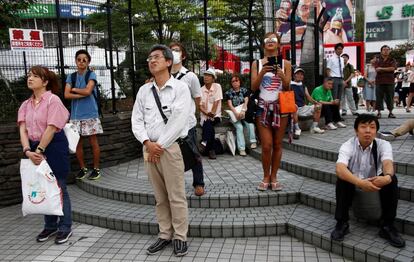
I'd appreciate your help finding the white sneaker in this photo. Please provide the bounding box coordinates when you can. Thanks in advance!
[336,122,347,128]
[311,127,325,134]
[378,132,396,141]
[326,123,337,130]
[250,143,257,149]
[294,129,302,136]
[239,150,247,156]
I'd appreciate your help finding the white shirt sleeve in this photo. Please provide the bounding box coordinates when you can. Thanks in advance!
[131,88,150,144]
[326,57,334,71]
[157,83,192,148]
[188,72,201,99]
[379,140,393,162]
[336,139,353,166]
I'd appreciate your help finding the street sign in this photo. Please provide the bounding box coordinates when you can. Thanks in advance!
[9,28,44,50]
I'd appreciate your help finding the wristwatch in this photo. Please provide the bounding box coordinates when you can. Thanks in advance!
[36,146,45,154]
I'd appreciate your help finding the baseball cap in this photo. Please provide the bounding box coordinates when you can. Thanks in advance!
[294,68,305,74]
[204,68,216,79]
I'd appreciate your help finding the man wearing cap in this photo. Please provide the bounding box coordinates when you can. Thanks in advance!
[291,68,325,137]
[340,53,358,116]
[169,41,205,197]
[131,44,191,257]
[200,68,223,159]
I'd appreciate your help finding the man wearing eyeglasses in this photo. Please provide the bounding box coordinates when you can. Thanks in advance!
[169,41,205,197]
[131,45,191,257]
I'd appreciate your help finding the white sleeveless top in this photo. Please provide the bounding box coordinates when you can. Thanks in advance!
[258,59,284,103]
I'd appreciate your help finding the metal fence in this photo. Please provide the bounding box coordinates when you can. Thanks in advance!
[0,0,323,122]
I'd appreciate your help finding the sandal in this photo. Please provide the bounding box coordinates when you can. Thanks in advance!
[270,182,283,191]
[257,181,269,191]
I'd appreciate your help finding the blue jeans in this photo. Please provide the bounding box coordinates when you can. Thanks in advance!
[233,120,256,150]
[44,178,72,233]
[187,127,204,187]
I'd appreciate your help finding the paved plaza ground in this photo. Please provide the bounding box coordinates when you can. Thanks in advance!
[1,108,413,261]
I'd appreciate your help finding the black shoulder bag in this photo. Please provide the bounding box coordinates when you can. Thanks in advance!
[151,86,196,171]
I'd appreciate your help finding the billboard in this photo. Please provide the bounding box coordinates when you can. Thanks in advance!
[16,3,103,19]
[275,0,354,44]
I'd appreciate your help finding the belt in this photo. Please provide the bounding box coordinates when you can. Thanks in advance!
[332,77,343,79]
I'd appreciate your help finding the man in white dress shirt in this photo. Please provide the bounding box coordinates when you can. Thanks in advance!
[331,114,405,248]
[326,43,345,120]
[131,45,191,256]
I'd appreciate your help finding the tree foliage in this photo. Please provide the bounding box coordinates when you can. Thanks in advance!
[208,0,265,58]
[0,0,37,45]
[390,41,414,67]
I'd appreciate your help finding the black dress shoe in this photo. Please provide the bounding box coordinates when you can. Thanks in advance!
[388,113,396,118]
[146,238,171,255]
[379,225,405,248]
[331,222,349,241]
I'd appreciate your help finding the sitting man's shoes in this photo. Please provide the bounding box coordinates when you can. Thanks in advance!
[55,231,72,244]
[36,229,58,242]
[147,238,171,255]
[194,185,205,196]
[336,122,347,128]
[330,222,349,241]
[310,127,325,134]
[294,128,302,136]
[88,168,101,180]
[173,239,188,257]
[76,168,88,180]
[378,131,396,141]
[379,225,405,248]
[388,113,396,118]
[326,123,338,130]
[409,130,413,136]
[208,150,216,159]
[250,143,257,149]
[239,150,247,156]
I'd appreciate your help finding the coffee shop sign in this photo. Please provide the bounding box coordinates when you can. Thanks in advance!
[376,4,414,20]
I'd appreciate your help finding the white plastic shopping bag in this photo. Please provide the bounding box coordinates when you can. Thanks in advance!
[63,123,79,154]
[226,130,236,156]
[225,105,243,123]
[20,159,63,216]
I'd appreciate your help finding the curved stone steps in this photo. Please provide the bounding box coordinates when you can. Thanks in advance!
[251,147,414,203]
[69,185,292,238]
[76,170,300,208]
[281,135,414,177]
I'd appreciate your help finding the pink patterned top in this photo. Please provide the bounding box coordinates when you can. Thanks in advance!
[17,91,69,141]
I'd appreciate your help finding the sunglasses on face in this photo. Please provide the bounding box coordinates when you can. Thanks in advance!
[77,58,88,63]
[171,48,181,52]
[264,37,278,44]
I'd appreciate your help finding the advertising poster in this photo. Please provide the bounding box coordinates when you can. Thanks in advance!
[275,0,354,44]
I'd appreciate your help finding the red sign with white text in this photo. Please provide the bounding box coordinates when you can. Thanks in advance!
[9,28,44,50]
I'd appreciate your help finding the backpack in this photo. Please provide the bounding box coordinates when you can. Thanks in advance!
[71,70,102,117]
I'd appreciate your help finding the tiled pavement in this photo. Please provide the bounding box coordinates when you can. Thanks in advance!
[1,110,413,261]
[0,205,350,262]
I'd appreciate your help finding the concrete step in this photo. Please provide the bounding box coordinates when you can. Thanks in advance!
[289,205,414,262]
[69,185,291,238]
[68,185,414,261]
[250,147,414,203]
[281,137,414,177]
[298,177,414,237]
[76,171,299,208]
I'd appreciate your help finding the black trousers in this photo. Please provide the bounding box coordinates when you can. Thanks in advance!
[321,104,341,124]
[201,117,221,152]
[335,176,398,226]
[352,87,359,109]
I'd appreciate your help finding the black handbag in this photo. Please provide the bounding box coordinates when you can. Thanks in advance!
[151,86,197,171]
[245,89,259,123]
